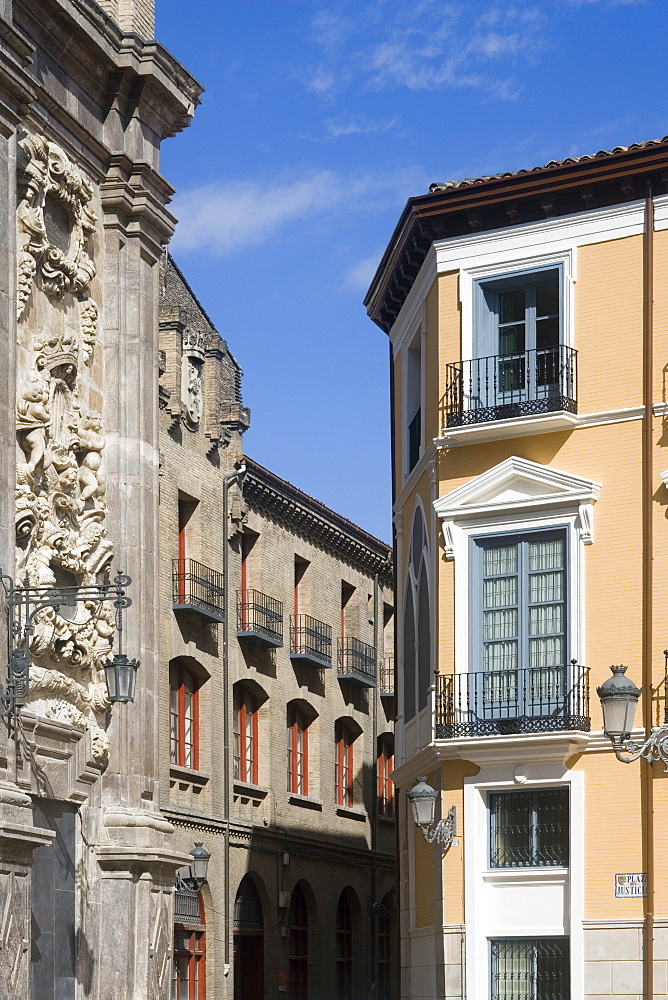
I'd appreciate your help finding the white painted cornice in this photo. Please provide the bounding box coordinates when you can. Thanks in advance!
[436,405,644,448]
[433,456,601,523]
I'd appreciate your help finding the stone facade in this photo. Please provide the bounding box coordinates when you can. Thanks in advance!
[159,255,397,999]
[0,2,201,998]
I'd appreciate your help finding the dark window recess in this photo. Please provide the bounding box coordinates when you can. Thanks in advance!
[490,788,569,868]
[491,938,570,1000]
[408,407,421,471]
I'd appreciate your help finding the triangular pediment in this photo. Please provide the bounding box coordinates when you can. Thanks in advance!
[434,457,601,520]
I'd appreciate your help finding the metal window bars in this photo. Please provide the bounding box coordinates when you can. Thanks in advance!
[444,346,577,428]
[490,938,570,1000]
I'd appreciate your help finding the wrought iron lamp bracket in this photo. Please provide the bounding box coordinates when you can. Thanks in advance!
[612,726,668,770]
[421,805,457,849]
[0,569,133,719]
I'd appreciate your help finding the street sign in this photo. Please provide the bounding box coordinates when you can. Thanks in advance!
[614,873,647,898]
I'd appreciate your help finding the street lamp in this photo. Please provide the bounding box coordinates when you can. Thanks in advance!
[407,776,457,848]
[597,663,668,769]
[176,842,211,892]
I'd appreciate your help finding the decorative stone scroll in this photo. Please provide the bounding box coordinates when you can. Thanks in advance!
[17,131,96,320]
[15,131,113,760]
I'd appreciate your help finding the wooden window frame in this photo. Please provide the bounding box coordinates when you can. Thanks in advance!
[335,721,354,809]
[288,884,308,1000]
[335,893,353,1000]
[287,706,309,797]
[170,663,199,770]
[233,686,259,785]
[173,910,206,1000]
[377,736,394,818]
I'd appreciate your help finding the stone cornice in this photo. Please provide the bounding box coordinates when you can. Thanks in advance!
[243,457,393,583]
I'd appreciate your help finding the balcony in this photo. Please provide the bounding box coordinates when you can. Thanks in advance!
[337,637,376,687]
[172,558,225,623]
[290,614,332,669]
[435,662,590,739]
[237,590,283,647]
[379,656,394,704]
[444,346,577,429]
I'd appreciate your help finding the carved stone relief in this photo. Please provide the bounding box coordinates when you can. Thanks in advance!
[17,131,96,320]
[0,871,29,996]
[15,130,114,761]
[180,327,206,430]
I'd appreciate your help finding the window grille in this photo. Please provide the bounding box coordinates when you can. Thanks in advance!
[490,938,569,1000]
[490,789,569,868]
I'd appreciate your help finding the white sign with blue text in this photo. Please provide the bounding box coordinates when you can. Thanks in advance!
[615,873,647,898]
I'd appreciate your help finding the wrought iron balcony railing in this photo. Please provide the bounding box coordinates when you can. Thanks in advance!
[290,614,332,668]
[337,637,376,687]
[435,662,590,739]
[379,656,394,697]
[444,345,577,428]
[237,589,283,646]
[172,558,225,623]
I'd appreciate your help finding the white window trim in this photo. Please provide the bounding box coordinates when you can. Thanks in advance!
[434,457,601,676]
[459,248,575,365]
[401,312,427,481]
[464,766,585,1000]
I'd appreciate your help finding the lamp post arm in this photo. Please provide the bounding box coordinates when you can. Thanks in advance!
[420,805,457,849]
[611,725,668,770]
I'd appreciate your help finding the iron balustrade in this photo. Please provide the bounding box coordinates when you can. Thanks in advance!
[337,637,377,687]
[379,656,394,696]
[172,558,225,622]
[435,662,590,739]
[237,589,283,645]
[444,345,577,428]
[290,614,332,667]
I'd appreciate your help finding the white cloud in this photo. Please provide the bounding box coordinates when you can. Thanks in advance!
[170,167,425,257]
[304,1,546,98]
[325,115,402,138]
[345,252,383,291]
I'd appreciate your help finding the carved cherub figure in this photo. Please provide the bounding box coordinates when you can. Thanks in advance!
[16,380,50,482]
[76,410,105,505]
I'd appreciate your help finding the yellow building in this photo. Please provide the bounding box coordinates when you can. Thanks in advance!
[365,139,668,1000]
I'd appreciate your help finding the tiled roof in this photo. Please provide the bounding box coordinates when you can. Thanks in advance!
[428,137,668,195]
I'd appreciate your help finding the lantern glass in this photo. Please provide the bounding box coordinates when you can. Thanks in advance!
[103,654,139,704]
[597,665,642,743]
[190,842,210,883]
[407,777,437,828]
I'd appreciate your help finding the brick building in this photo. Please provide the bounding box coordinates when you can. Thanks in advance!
[159,255,397,1000]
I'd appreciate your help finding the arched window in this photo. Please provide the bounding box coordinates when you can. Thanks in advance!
[173,891,205,999]
[377,733,394,818]
[336,892,353,1000]
[335,719,362,808]
[233,684,259,785]
[170,661,201,769]
[287,702,313,796]
[403,506,431,721]
[234,875,264,1000]
[288,883,308,1000]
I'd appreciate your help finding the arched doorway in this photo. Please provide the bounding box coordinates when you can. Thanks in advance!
[172,889,206,999]
[233,875,264,1000]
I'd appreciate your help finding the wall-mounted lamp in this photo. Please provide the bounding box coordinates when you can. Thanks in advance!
[176,842,211,892]
[407,776,457,849]
[597,662,668,769]
[0,570,139,717]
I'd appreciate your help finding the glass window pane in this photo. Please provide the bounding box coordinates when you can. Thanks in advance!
[536,315,559,350]
[529,636,564,667]
[484,577,517,609]
[484,609,518,640]
[530,571,563,604]
[529,604,563,636]
[535,279,559,319]
[484,641,518,672]
[499,325,525,357]
[485,545,518,576]
[529,539,563,571]
[499,289,525,324]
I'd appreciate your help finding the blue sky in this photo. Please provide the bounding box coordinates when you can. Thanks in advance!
[157,0,668,542]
